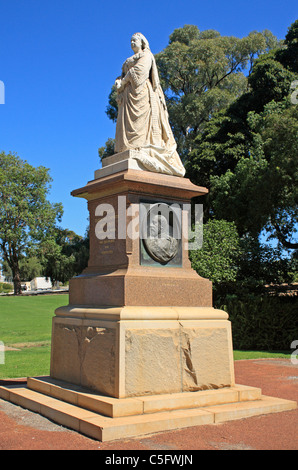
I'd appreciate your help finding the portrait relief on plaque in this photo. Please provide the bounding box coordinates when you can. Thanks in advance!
[140,202,182,266]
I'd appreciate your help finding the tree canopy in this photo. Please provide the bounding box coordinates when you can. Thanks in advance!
[186,20,298,250]
[40,228,89,285]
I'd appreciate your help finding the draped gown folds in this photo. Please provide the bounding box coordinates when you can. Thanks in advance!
[114,48,185,177]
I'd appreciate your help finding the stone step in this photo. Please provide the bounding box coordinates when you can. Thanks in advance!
[0,384,213,441]
[204,395,297,423]
[0,380,296,442]
[27,376,262,418]
[27,376,143,418]
[78,395,297,442]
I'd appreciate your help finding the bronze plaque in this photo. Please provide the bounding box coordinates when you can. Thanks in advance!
[140,201,182,267]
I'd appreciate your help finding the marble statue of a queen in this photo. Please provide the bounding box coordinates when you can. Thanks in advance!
[114,32,185,177]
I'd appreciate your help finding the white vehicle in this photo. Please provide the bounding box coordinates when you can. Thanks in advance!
[30,277,52,291]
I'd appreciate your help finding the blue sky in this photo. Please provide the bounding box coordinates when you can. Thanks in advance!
[0,0,297,237]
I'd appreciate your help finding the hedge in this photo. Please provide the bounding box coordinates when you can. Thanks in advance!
[218,295,297,351]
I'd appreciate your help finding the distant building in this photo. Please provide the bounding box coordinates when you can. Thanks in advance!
[0,268,7,283]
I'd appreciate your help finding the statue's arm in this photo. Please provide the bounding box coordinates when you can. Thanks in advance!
[115,52,152,92]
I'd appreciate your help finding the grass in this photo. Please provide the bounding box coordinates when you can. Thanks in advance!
[233,350,290,360]
[0,294,68,344]
[2,345,51,379]
[0,294,68,379]
[0,294,292,379]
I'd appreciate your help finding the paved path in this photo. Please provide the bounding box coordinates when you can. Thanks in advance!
[0,359,297,450]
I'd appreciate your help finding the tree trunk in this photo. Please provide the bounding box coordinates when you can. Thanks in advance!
[1,245,22,294]
[13,268,22,295]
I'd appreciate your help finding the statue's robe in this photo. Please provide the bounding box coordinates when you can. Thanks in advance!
[115,48,185,177]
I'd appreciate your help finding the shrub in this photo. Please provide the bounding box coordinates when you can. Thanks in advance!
[189,219,241,284]
[218,294,297,351]
[0,282,13,294]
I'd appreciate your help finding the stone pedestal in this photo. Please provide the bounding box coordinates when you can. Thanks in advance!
[69,164,212,308]
[50,156,235,397]
[50,306,234,398]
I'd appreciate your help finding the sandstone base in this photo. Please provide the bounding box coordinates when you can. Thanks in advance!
[50,306,235,398]
[0,377,296,442]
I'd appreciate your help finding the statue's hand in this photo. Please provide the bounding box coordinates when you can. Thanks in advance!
[115,78,125,93]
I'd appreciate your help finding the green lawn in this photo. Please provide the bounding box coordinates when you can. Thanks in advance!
[0,294,68,344]
[2,345,52,379]
[0,294,291,379]
[233,350,290,360]
[0,294,68,379]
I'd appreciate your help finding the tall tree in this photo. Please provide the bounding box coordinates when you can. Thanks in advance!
[209,100,298,244]
[1,257,43,282]
[276,19,298,73]
[0,152,63,294]
[40,228,89,285]
[186,20,298,249]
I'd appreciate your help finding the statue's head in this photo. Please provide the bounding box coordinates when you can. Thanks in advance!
[131,33,150,51]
